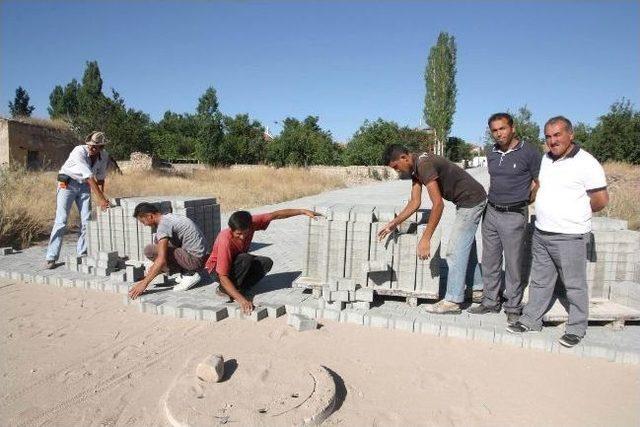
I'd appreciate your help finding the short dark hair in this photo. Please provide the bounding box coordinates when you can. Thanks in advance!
[382,144,409,165]
[228,210,252,231]
[132,202,160,218]
[488,113,514,127]
[544,116,573,132]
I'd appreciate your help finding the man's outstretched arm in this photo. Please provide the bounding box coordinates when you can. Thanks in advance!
[269,208,321,220]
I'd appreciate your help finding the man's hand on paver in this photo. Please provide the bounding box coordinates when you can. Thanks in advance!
[238,297,254,315]
[129,280,148,299]
[417,238,431,260]
[377,221,397,241]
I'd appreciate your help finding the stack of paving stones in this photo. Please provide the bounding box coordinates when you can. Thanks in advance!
[298,204,443,302]
[87,196,221,262]
[588,217,640,303]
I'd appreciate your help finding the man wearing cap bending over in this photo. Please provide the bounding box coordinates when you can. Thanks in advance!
[45,131,112,269]
[128,202,207,299]
[206,209,320,314]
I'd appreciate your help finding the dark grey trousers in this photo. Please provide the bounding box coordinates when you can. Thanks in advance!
[519,229,589,337]
[481,204,528,314]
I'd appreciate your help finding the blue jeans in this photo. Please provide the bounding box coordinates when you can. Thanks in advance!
[45,180,91,261]
[444,200,486,303]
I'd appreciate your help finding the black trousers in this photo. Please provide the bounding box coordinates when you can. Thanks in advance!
[230,253,273,290]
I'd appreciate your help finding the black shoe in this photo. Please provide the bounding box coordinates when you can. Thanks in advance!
[506,312,520,326]
[467,304,500,315]
[506,321,533,334]
[558,333,582,348]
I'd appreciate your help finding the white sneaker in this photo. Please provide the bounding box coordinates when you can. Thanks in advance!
[173,272,201,291]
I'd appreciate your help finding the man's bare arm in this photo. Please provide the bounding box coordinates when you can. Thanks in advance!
[269,208,320,220]
[378,180,422,240]
[588,188,609,212]
[87,176,110,209]
[129,238,169,299]
[218,274,253,314]
[529,179,539,203]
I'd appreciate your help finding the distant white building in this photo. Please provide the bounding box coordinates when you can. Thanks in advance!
[470,156,487,167]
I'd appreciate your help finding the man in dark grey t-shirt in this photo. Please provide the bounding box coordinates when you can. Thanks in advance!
[380,144,487,314]
[128,202,207,299]
[468,113,541,324]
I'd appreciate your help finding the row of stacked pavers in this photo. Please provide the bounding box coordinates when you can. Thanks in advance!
[0,246,638,363]
[588,217,640,307]
[87,196,221,262]
[299,204,443,299]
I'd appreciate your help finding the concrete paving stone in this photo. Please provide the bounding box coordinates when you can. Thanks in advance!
[10,271,24,281]
[471,325,497,344]
[139,299,166,315]
[0,247,13,255]
[341,309,366,325]
[581,344,617,362]
[223,303,241,318]
[287,313,318,331]
[522,334,553,352]
[201,306,229,322]
[260,303,286,318]
[299,304,318,319]
[354,288,374,302]
[331,290,350,302]
[615,350,640,364]
[317,307,340,322]
[496,331,524,348]
[159,303,180,317]
[176,304,202,320]
[337,278,357,291]
[350,301,371,310]
[415,318,442,336]
[389,314,415,332]
[284,303,301,314]
[364,311,389,328]
[312,288,322,298]
[243,307,268,322]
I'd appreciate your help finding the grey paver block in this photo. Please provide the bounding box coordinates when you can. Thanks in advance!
[288,313,318,331]
[261,303,286,318]
[201,306,228,322]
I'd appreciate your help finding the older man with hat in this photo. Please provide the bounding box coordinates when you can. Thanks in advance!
[45,131,112,268]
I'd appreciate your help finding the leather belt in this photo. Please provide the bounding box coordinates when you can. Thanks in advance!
[488,200,528,212]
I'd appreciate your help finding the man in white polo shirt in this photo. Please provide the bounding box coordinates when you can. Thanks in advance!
[45,131,112,268]
[507,116,609,347]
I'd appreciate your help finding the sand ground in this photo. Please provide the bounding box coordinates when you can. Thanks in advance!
[1,279,638,427]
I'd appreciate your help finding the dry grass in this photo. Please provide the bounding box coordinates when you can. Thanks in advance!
[600,162,640,230]
[0,166,345,248]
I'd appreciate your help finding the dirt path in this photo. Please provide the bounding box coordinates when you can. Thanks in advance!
[1,280,638,427]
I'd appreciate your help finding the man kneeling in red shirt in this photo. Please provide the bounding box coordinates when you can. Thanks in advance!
[205,208,320,314]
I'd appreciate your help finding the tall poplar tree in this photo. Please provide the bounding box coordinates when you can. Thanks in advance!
[424,32,457,156]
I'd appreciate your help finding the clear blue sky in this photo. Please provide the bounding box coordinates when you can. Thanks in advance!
[1,1,638,143]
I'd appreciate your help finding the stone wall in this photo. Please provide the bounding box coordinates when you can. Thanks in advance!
[0,117,79,169]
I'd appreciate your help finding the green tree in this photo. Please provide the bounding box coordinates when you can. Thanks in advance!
[218,114,266,165]
[266,116,338,166]
[445,136,474,162]
[48,79,80,119]
[513,105,542,150]
[8,86,35,117]
[424,32,457,156]
[193,87,224,165]
[586,98,640,164]
[150,111,200,160]
[196,87,219,117]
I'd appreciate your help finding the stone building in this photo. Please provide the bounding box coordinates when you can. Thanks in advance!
[0,116,79,170]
